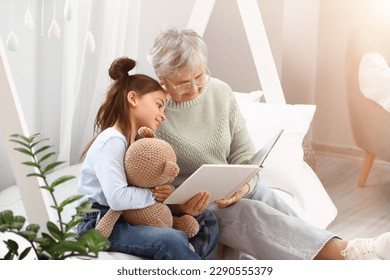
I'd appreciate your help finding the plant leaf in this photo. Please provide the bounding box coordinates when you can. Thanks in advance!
[78,229,110,254]
[42,161,65,174]
[10,134,30,142]
[64,231,79,239]
[26,224,40,233]
[46,221,64,241]
[19,247,33,260]
[53,240,87,255]
[59,194,83,209]
[11,215,26,230]
[51,205,64,214]
[75,201,95,215]
[28,132,43,140]
[27,173,46,179]
[9,139,30,149]
[66,217,83,232]
[38,152,56,164]
[14,147,34,157]
[7,132,109,259]
[22,161,40,168]
[30,138,49,148]
[41,186,54,193]
[34,145,52,155]
[0,224,10,232]
[5,239,19,252]
[50,175,76,188]
[4,251,16,260]
[0,210,14,225]
[20,230,38,242]
[36,233,56,249]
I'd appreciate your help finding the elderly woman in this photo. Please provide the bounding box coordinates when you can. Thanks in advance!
[148,27,390,260]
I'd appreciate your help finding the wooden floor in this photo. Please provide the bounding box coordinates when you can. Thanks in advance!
[315,153,390,240]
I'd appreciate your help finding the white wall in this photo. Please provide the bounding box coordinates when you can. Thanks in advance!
[261,0,390,152]
[136,0,195,76]
[0,0,38,188]
[281,0,320,105]
[314,0,390,149]
[204,0,284,92]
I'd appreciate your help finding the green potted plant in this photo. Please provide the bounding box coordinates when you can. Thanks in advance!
[0,133,110,259]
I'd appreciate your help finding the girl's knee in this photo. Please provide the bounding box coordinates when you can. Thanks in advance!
[159,228,188,245]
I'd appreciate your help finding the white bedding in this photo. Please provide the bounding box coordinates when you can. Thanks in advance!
[0,93,338,259]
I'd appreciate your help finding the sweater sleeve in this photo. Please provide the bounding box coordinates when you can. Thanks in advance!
[95,136,155,211]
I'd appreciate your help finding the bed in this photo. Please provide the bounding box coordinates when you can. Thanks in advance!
[0,90,338,259]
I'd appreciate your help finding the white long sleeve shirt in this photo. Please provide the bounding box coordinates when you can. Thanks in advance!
[77,127,155,210]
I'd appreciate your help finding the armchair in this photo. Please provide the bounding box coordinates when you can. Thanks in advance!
[345,24,390,187]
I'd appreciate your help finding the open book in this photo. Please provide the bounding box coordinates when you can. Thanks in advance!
[163,129,284,204]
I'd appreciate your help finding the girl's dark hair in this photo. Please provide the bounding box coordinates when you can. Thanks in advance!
[81,57,163,159]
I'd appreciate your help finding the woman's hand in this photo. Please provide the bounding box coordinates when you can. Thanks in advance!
[177,192,210,216]
[151,184,175,202]
[214,184,250,208]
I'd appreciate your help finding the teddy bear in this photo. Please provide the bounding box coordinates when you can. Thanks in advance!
[95,126,200,240]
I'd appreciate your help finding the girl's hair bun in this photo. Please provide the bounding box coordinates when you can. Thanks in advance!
[109,57,136,80]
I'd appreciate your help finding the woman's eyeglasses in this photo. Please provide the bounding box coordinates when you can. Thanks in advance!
[165,68,211,95]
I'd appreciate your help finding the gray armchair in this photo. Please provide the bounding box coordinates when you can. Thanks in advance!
[345,24,390,187]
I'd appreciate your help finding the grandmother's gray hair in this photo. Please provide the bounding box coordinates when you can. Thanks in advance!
[147,27,208,78]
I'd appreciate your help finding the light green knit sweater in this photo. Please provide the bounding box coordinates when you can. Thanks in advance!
[157,77,259,195]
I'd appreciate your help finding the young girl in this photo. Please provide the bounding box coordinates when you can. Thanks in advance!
[76,57,219,260]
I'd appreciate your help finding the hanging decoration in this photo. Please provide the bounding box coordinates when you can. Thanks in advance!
[7,32,19,52]
[84,30,96,53]
[48,0,61,40]
[25,0,34,30]
[64,0,72,22]
[84,0,96,53]
[7,0,19,51]
[4,0,87,52]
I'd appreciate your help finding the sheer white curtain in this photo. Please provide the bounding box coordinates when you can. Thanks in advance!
[58,0,141,165]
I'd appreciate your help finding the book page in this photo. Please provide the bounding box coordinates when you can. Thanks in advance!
[164,164,260,204]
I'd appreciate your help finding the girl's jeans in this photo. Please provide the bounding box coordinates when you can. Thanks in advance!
[77,203,219,260]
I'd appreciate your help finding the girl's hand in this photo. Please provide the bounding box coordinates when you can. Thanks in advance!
[151,184,175,202]
[214,184,250,208]
[178,192,210,216]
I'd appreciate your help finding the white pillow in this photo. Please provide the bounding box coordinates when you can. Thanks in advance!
[236,100,316,197]
[235,97,339,229]
[233,90,263,103]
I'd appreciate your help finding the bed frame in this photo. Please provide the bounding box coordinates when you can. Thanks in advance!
[0,0,285,233]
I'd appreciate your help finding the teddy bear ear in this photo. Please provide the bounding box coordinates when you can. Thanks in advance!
[138,127,156,138]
